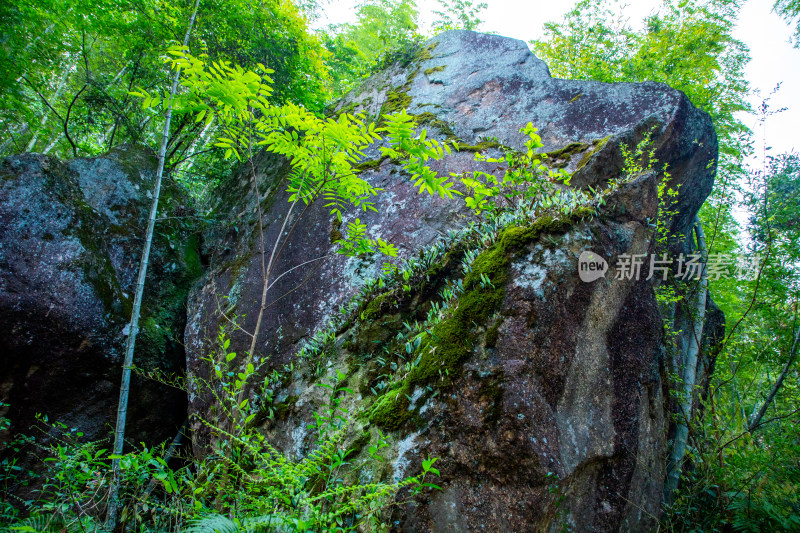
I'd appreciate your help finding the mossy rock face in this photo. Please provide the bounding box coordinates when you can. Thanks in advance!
[424,65,446,76]
[0,144,202,462]
[542,142,591,169]
[368,383,411,430]
[338,213,592,437]
[396,214,578,389]
[353,156,389,174]
[186,29,718,533]
[454,140,503,152]
[414,112,457,140]
[381,89,413,115]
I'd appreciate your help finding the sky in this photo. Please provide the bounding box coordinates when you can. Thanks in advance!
[314,0,800,169]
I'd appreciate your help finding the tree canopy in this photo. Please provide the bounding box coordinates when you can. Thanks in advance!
[0,0,329,164]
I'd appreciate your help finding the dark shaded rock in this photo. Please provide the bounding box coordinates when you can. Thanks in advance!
[0,144,200,460]
[185,31,720,532]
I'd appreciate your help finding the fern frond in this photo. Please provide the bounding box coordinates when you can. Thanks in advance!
[183,513,238,533]
[11,514,63,533]
[241,514,283,532]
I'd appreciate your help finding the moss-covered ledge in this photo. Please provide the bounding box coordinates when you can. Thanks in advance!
[365,209,595,430]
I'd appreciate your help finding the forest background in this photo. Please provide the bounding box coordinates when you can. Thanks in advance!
[1,0,799,531]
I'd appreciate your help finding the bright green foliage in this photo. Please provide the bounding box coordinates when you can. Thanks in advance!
[157,49,453,258]
[774,0,800,46]
[379,110,456,198]
[0,0,329,170]
[458,123,580,215]
[454,124,608,221]
[336,218,400,257]
[431,0,487,32]
[321,0,421,95]
[663,159,800,530]
[2,334,441,532]
[183,341,438,532]
[746,154,800,312]
[191,0,329,111]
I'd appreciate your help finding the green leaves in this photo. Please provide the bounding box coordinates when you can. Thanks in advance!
[166,48,386,222]
[0,0,329,163]
[457,123,579,217]
[775,0,800,47]
[422,456,440,477]
[333,218,399,257]
[158,51,458,261]
[380,110,457,198]
[320,0,420,95]
[413,456,442,493]
[432,0,487,33]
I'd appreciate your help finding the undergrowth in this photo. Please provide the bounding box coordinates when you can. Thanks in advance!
[0,332,440,532]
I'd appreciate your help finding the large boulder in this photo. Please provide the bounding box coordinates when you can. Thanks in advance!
[185,31,719,531]
[0,145,200,455]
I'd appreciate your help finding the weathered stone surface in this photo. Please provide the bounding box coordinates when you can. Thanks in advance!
[0,145,199,454]
[185,31,720,532]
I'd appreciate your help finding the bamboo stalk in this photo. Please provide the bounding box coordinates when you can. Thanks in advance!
[665,215,709,503]
[105,0,201,528]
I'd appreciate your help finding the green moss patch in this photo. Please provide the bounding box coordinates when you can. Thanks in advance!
[414,112,457,140]
[361,292,394,322]
[339,101,357,116]
[382,89,413,115]
[424,65,446,76]
[378,42,441,121]
[354,155,389,173]
[576,135,611,170]
[413,41,439,64]
[407,215,573,385]
[543,142,590,169]
[484,316,505,348]
[455,140,503,152]
[368,383,411,430]
[330,218,343,243]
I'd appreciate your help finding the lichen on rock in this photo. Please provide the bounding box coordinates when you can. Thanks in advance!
[184,30,720,533]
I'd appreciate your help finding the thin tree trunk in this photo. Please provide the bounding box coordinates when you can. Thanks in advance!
[229,159,305,421]
[26,64,72,152]
[1,124,30,155]
[665,215,709,503]
[749,326,800,431]
[105,1,200,528]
